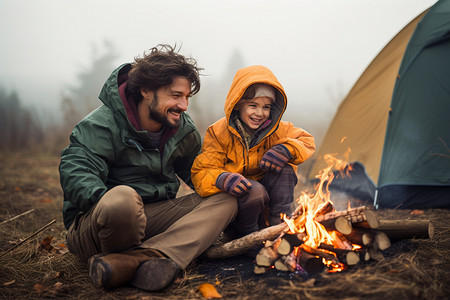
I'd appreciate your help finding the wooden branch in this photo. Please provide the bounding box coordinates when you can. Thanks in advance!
[377,219,434,240]
[205,222,288,259]
[0,209,35,226]
[0,219,56,258]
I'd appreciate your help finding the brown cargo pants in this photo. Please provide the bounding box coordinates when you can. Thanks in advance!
[66,185,238,269]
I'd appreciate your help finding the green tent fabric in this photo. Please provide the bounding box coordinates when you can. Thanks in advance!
[307,0,450,209]
[377,0,450,208]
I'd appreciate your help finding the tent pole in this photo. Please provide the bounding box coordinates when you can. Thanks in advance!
[373,189,379,209]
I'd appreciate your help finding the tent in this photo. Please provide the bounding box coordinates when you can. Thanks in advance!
[307,0,450,209]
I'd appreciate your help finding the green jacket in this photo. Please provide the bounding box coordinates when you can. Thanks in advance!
[59,63,202,229]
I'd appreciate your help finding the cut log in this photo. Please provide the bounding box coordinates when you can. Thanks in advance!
[277,233,306,256]
[298,248,325,276]
[255,239,281,267]
[344,228,373,246]
[374,231,391,251]
[315,206,379,229]
[356,249,370,262]
[253,265,268,274]
[315,201,335,216]
[368,247,384,261]
[274,259,290,271]
[377,219,434,240]
[318,215,353,235]
[205,222,288,259]
[274,252,297,272]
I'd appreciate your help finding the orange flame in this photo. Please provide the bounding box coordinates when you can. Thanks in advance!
[284,149,356,272]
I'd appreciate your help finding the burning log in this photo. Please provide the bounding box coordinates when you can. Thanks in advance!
[277,233,306,256]
[377,219,434,241]
[344,228,373,246]
[301,244,340,266]
[318,243,360,266]
[298,248,325,275]
[318,215,353,235]
[315,206,379,229]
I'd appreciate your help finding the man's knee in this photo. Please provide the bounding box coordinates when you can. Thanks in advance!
[204,192,238,219]
[96,185,145,227]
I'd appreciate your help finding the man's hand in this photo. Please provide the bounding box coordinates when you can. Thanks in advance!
[260,144,292,172]
[215,172,252,197]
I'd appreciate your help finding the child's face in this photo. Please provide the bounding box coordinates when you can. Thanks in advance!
[236,97,272,130]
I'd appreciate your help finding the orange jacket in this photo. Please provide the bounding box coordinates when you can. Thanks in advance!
[191,65,316,197]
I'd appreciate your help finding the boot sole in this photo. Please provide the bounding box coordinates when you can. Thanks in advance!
[131,258,179,291]
[88,255,113,288]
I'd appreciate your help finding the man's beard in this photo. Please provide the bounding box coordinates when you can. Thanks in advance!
[148,92,182,129]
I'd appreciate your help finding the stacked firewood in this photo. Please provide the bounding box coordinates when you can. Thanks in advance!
[253,205,434,275]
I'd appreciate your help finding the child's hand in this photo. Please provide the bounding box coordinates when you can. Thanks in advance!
[260,144,292,172]
[215,172,252,197]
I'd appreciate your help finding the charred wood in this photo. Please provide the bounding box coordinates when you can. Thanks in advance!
[298,248,325,276]
[318,243,360,266]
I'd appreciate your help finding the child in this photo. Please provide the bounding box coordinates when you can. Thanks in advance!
[191,65,315,238]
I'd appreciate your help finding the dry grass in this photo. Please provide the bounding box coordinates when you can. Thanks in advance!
[0,151,449,299]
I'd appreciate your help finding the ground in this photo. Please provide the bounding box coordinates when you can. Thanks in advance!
[0,152,449,299]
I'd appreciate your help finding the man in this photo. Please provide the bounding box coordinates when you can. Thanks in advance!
[59,44,238,292]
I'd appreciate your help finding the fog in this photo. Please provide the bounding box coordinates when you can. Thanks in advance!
[0,0,437,145]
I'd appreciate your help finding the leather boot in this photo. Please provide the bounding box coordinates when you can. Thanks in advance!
[88,248,164,289]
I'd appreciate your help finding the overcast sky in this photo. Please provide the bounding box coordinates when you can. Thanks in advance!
[0,0,438,140]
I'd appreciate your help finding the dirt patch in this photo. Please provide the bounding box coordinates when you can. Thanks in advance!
[0,152,449,299]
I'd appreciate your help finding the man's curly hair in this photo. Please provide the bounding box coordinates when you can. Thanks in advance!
[127,44,202,104]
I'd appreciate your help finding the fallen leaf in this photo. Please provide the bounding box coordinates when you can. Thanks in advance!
[39,198,53,203]
[388,269,400,273]
[198,283,222,299]
[14,186,21,191]
[33,283,45,295]
[39,236,54,252]
[410,209,424,215]
[52,282,64,293]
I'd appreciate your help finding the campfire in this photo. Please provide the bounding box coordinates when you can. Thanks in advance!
[205,152,435,277]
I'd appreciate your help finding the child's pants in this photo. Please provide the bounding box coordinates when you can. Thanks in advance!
[229,165,298,236]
